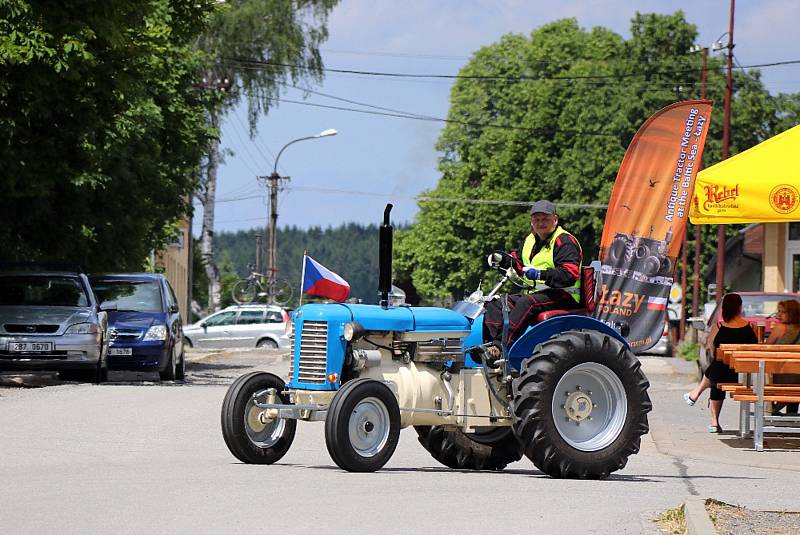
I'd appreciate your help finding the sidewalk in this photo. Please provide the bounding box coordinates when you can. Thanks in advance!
[640,356,800,472]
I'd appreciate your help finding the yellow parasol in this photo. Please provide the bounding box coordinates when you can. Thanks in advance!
[690,124,800,224]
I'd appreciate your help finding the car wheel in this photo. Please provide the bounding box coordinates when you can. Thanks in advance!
[256,338,279,349]
[175,350,186,381]
[159,347,177,381]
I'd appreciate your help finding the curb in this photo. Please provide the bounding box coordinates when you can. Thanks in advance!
[685,497,715,535]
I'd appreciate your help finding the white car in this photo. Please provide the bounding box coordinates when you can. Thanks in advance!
[183,304,290,349]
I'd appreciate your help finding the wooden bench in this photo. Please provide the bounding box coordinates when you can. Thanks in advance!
[718,347,800,450]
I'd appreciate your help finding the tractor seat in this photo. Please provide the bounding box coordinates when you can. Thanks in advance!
[534,266,596,323]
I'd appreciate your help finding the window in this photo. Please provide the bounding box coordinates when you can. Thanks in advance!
[266,311,283,323]
[204,311,236,326]
[0,276,88,307]
[237,310,265,325]
[789,222,800,241]
[92,280,162,312]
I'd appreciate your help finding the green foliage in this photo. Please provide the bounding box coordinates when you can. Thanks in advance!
[676,340,699,362]
[203,223,390,308]
[0,0,216,270]
[395,12,800,301]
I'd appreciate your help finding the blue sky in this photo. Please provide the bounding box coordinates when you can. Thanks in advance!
[193,0,800,236]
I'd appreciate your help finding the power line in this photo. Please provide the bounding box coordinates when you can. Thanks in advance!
[225,57,800,83]
[286,185,608,209]
[253,93,620,137]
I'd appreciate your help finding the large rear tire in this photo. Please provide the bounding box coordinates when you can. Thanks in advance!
[221,372,296,464]
[511,330,650,479]
[325,378,400,472]
[415,426,522,471]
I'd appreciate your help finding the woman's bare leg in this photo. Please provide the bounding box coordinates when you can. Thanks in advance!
[689,376,712,402]
[709,399,723,427]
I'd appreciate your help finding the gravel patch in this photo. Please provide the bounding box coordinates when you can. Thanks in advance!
[707,499,800,534]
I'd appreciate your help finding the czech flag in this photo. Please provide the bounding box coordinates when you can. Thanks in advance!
[302,255,350,302]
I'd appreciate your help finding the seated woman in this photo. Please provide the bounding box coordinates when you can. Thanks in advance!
[766,299,800,415]
[684,293,758,433]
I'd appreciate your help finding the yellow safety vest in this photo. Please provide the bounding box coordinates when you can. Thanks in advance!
[521,226,581,302]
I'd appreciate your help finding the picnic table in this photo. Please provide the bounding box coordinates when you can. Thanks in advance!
[717,344,800,451]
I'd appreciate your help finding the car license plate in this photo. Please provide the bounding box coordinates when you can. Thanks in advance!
[8,342,53,353]
[108,347,133,356]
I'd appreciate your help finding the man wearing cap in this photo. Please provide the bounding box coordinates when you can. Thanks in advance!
[483,199,583,356]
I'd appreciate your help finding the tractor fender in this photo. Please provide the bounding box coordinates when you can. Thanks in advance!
[507,315,630,371]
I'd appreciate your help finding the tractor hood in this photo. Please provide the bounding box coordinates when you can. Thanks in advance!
[294,303,470,335]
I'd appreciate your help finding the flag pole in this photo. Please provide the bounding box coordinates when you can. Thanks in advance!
[298,250,307,308]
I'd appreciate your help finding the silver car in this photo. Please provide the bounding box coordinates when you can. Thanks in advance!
[183,304,290,349]
[0,271,110,382]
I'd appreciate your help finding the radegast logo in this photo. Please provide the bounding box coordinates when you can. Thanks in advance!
[702,183,740,211]
[769,184,799,215]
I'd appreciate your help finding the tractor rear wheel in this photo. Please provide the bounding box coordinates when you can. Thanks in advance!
[325,378,400,472]
[511,330,651,479]
[221,372,296,464]
[415,426,522,471]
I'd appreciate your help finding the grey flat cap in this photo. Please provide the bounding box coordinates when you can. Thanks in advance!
[530,199,556,215]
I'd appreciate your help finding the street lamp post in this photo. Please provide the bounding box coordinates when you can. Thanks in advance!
[261,129,337,302]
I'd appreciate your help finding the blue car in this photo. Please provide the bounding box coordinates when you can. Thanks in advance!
[89,273,184,381]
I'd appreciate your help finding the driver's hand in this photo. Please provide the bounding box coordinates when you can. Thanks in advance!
[523,267,541,280]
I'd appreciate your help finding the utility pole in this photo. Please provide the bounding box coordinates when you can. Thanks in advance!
[259,172,289,302]
[691,46,709,342]
[255,233,262,275]
[716,0,735,305]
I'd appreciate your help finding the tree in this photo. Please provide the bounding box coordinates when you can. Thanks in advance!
[0,0,213,269]
[395,12,800,302]
[193,0,338,312]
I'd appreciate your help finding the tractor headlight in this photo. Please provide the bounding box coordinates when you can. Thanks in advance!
[343,321,365,341]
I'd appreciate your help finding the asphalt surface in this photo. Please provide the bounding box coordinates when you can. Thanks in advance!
[1,349,798,534]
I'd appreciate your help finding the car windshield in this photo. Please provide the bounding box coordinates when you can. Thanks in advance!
[0,276,89,307]
[741,295,798,318]
[92,280,162,312]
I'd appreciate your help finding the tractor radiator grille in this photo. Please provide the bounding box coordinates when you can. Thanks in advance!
[297,321,328,384]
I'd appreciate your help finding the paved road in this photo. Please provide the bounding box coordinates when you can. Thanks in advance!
[1,351,797,534]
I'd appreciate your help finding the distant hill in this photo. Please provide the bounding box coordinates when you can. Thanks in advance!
[214,223,388,304]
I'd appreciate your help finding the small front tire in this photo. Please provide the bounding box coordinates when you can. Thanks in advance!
[221,372,296,464]
[325,378,400,472]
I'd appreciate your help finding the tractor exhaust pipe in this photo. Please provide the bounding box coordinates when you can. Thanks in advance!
[379,204,393,309]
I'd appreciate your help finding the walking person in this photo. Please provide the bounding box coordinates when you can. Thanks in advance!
[766,299,800,415]
[684,293,758,433]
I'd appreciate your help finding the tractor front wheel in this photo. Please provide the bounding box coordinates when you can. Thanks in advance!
[325,378,400,472]
[415,426,522,471]
[511,330,651,479]
[221,372,296,464]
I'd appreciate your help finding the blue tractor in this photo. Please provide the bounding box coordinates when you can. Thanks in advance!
[221,205,651,478]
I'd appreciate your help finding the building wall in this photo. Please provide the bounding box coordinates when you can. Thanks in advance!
[156,218,191,324]
[763,223,785,292]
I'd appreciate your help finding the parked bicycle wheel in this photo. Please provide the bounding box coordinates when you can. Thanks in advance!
[232,279,258,304]
[272,279,293,306]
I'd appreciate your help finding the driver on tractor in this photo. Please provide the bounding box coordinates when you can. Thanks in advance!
[483,199,583,358]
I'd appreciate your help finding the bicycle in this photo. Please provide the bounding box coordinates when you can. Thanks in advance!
[231,265,293,306]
